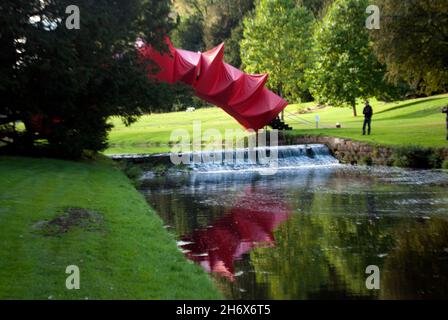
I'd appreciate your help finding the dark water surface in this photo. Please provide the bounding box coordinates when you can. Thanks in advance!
[140,165,448,299]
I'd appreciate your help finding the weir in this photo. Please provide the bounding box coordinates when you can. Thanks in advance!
[111,144,340,173]
[186,144,339,173]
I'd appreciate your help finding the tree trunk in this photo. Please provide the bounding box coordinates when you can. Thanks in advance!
[352,103,357,117]
[277,83,283,98]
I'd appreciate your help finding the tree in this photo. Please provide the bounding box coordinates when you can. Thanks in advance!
[225,22,245,67]
[240,0,315,102]
[306,0,386,116]
[173,0,254,67]
[370,0,448,95]
[173,0,210,17]
[0,0,174,158]
[298,0,334,18]
[171,13,205,52]
[202,0,255,48]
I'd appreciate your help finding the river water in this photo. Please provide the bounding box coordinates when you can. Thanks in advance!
[140,145,448,299]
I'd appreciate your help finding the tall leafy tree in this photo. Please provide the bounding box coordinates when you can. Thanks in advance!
[240,0,315,102]
[173,0,254,67]
[202,0,255,48]
[173,0,210,17]
[0,0,174,158]
[225,22,245,67]
[298,0,334,18]
[370,0,448,94]
[171,13,205,52]
[306,0,386,116]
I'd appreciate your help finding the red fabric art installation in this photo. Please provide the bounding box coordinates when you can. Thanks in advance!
[138,38,288,130]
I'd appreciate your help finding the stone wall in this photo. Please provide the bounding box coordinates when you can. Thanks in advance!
[279,134,448,166]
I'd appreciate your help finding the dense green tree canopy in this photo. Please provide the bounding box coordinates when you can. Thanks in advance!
[173,0,254,67]
[370,0,448,95]
[306,0,386,116]
[241,0,315,102]
[298,0,334,18]
[0,0,174,157]
[225,22,245,67]
[2,0,443,158]
[171,13,205,52]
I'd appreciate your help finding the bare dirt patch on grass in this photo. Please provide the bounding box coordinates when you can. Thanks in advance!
[32,207,104,236]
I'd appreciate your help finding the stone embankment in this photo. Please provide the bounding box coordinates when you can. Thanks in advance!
[279,134,448,166]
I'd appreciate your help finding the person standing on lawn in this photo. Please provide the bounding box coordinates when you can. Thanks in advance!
[362,100,373,135]
[442,106,448,140]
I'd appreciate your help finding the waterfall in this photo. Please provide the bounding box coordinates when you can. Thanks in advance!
[186,144,339,173]
[111,144,340,174]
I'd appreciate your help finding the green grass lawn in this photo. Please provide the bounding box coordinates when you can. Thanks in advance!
[106,94,448,154]
[0,157,222,299]
[285,94,448,148]
[106,107,245,154]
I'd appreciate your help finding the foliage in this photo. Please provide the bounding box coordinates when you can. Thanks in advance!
[120,161,143,187]
[370,0,448,95]
[360,155,373,166]
[392,145,435,169]
[171,12,205,52]
[203,0,255,48]
[428,151,444,169]
[306,0,387,116]
[442,160,448,170]
[0,0,174,158]
[241,0,315,102]
[173,0,254,68]
[224,22,245,67]
[298,0,334,18]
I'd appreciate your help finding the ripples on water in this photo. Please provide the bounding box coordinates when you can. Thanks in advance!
[140,155,448,299]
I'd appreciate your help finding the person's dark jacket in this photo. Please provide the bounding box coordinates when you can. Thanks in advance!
[363,105,373,119]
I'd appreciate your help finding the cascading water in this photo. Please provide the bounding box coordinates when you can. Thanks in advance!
[111,144,340,175]
[185,144,340,173]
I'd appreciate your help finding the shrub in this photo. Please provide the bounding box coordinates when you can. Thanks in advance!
[392,146,434,169]
[442,160,448,170]
[428,152,444,169]
[361,155,373,166]
[121,162,143,187]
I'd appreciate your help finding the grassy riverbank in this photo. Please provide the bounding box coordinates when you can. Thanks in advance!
[0,157,222,299]
[106,94,448,155]
[286,94,448,148]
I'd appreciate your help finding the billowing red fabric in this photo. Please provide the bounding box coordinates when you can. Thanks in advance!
[138,38,288,130]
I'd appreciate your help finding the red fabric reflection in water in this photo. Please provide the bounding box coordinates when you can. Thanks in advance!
[179,189,291,281]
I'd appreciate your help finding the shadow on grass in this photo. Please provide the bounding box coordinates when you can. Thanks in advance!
[379,106,445,121]
[375,97,447,115]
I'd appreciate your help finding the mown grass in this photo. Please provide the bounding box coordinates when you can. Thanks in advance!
[106,94,448,154]
[106,108,245,155]
[285,94,448,148]
[0,157,222,299]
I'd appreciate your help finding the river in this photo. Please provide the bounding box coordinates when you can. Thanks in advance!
[140,144,448,299]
